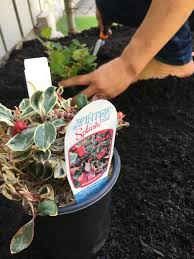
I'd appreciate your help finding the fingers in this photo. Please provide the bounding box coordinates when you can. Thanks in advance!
[59,74,92,88]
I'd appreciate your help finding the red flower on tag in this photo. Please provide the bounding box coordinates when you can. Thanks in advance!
[97,150,106,160]
[78,173,88,184]
[96,137,103,143]
[76,146,86,157]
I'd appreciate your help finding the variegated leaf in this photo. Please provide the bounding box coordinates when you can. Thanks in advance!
[43,86,57,114]
[30,90,44,115]
[12,149,33,162]
[10,218,34,254]
[20,106,35,119]
[52,119,66,127]
[34,122,56,151]
[54,160,67,179]
[2,187,15,200]
[28,161,53,181]
[3,170,17,184]
[19,99,30,111]
[50,137,64,152]
[0,103,14,126]
[33,149,51,162]
[6,128,35,152]
[39,184,54,200]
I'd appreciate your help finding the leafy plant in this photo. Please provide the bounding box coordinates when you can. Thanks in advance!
[38,28,97,81]
[0,87,128,254]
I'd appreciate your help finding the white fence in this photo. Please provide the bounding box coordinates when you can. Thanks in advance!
[0,0,80,60]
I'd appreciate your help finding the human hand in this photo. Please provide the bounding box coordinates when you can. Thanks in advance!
[59,57,134,100]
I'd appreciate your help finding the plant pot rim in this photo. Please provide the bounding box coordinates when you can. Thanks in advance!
[58,148,121,215]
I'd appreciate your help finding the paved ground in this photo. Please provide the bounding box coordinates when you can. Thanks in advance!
[75,0,96,16]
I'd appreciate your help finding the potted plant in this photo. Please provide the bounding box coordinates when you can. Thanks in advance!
[0,86,128,258]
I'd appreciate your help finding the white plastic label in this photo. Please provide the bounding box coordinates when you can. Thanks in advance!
[24,57,52,97]
[65,100,118,203]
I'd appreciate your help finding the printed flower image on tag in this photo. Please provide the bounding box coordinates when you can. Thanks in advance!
[69,129,114,189]
[65,100,118,203]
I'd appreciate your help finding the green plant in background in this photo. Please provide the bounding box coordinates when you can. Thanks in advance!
[0,87,128,254]
[39,24,97,81]
[47,39,97,80]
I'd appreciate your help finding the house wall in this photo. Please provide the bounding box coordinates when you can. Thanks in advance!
[0,0,72,60]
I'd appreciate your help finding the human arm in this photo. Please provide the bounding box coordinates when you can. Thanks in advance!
[60,0,194,99]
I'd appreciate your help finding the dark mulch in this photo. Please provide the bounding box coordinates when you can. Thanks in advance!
[0,26,194,259]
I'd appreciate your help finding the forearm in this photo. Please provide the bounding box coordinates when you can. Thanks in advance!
[121,0,194,77]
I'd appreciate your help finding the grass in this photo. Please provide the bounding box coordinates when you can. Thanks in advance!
[75,16,97,31]
[56,15,97,36]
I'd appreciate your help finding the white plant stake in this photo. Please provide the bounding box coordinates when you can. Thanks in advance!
[24,57,52,97]
[65,100,118,203]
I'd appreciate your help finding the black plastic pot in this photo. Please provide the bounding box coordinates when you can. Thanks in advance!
[32,149,121,259]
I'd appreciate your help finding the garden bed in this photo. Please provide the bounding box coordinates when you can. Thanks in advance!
[0,26,194,259]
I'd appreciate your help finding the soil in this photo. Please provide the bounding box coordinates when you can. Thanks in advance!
[0,26,194,259]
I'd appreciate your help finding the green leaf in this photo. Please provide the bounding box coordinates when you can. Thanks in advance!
[33,149,51,162]
[49,50,66,78]
[63,48,71,64]
[76,94,88,109]
[72,49,88,61]
[10,218,34,254]
[7,128,35,152]
[19,99,30,111]
[40,26,52,39]
[12,149,33,162]
[52,119,66,127]
[72,39,81,47]
[37,200,58,216]
[43,86,57,114]
[34,122,56,151]
[50,50,65,67]
[84,55,97,64]
[0,103,14,126]
[30,91,44,115]
[70,65,78,77]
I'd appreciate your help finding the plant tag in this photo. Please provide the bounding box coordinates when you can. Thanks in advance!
[24,57,52,97]
[65,100,117,203]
